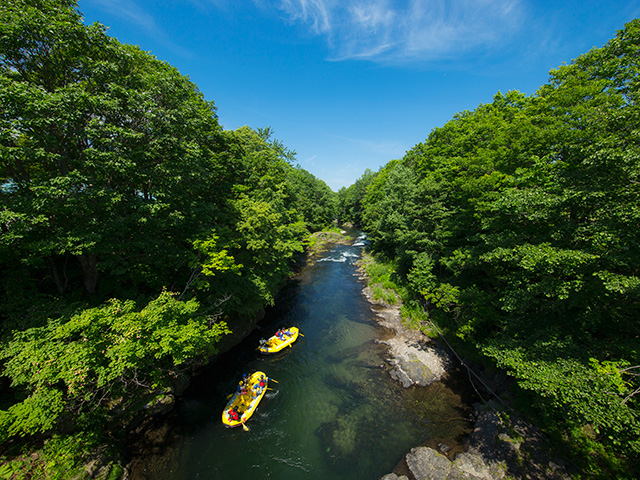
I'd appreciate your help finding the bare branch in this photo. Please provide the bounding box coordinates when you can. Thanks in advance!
[178,266,202,300]
[622,385,640,405]
[620,365,640,373]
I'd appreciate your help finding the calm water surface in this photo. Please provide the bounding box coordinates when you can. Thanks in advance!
[128,235,473,479]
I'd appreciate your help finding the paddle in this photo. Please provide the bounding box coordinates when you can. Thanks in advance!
[241,421,249,432]
[268,378,278,383]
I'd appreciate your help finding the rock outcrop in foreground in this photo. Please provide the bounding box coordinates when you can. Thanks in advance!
[359,264,570,480]
[381,400,569,480]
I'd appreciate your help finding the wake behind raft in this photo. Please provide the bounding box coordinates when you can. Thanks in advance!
[222,371,269,430]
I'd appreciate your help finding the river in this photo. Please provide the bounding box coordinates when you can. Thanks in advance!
[127,234,474,479]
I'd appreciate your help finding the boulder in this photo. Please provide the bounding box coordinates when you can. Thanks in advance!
[382,402,570,480]
[406,446,452,480]
[382,337,450,387]
[169,372,191,397]
[143,392,175,417]
[380,474,409,480]
[400,445,500,480]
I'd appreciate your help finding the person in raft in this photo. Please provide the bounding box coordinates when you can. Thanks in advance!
[229,406,240,422]
[251,375,268,398]
[237,373,249,395]
[251,383,261,399]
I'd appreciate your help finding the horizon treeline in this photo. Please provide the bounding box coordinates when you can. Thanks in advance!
[0,0,335,472]
[338,19,640,477]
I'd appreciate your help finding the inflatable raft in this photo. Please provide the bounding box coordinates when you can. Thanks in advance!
[258,327,300,354]
[222,371,269,429]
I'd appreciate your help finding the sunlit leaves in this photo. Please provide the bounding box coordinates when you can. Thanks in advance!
[192,235,241,278]
[0,388,65,442]
[357,19,640,465]
[0,292,229,439]
[0,2,335,468]
[483,339,640,454]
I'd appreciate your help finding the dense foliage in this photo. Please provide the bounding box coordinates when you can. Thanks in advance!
[0,0,335,474]
[336,168,376,227]
[340,19,640,476]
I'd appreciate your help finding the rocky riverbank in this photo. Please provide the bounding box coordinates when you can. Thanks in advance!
[357,261,572,480]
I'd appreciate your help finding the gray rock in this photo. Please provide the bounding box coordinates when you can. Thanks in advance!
[400,445,503,480]
[380,474,409,480]
[452,452,500,479]
[406,446,451,480]
[383,337,449,388]
[438,442,452,454]
[169,372,190,397]
[143,392,175,416]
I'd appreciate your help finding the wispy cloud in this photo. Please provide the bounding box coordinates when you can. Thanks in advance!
[279,0,333,34]
[277,0,525,63]
[86,0,159,32]
[83,0,195,58]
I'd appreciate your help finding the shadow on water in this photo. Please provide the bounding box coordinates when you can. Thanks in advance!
[127,235,478,479]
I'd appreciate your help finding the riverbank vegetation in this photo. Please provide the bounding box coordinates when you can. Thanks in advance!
[0,1,336,476]
[339,19,640,478]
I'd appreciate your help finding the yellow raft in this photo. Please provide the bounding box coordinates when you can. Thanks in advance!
[258,327,300,354]
[222,371,269,429]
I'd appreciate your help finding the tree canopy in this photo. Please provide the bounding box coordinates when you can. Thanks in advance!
[339,19,640,476]
[0,0,336,469]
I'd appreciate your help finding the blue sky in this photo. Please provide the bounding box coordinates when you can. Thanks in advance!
[77,0,639,191]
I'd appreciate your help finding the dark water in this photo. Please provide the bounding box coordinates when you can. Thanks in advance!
[128,235,474,479]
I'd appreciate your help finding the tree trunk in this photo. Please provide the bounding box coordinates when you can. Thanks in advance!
[76,253,98,294]
[47,256,66,294]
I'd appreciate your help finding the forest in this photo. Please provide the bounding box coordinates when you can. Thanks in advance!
[1,0,639,478]
[0,1,335,476]
[339,18,640,478]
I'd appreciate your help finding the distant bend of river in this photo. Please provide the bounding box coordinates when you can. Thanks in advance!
[127,233,474,479]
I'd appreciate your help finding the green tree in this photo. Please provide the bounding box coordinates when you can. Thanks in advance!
[336,168,377,226]
[206,127,307,315]
[358,20,640,471]
[0,3,316,473]
[0,291,229,441]
[0,0,231,306]
[286,167,336,232]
